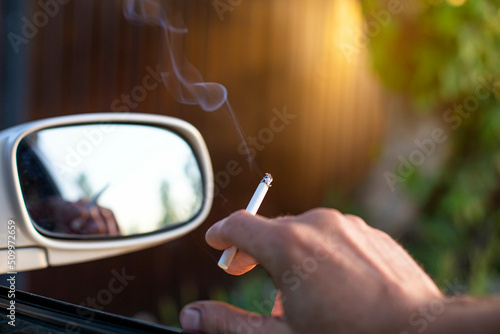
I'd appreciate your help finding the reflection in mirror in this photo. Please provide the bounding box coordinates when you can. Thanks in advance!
[16,124,204,238]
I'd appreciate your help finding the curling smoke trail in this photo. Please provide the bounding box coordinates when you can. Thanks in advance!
[123,0,259,173]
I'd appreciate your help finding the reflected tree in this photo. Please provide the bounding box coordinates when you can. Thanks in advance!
[184,155,203,216]
[158,180,182,228]
[157,157,203,229]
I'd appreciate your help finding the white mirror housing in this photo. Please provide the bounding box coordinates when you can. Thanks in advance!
[0,113,214,273]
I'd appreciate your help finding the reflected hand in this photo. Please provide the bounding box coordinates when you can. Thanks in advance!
[180,208,442,334]
[68,198,121,235]
[29,197,120,236]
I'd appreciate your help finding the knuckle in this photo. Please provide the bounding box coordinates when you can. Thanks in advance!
[230,209,249,220]
[344,214,368,229]
[217,211,243,232]
[221,210,258,236]
[299,207,344,227]
[222,210,247,230]
[372,227,397,245]
[273,214,295,224]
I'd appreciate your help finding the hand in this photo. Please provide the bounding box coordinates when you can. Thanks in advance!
[180,208,443,333]
[28,197,120,236]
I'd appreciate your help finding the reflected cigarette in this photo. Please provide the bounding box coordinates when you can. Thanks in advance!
[71,184,110,230]
[218,173,273,270]
[87,184,110,210]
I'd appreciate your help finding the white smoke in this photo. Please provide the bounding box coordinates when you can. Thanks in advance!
[123,0,260,174]
[123,0,227,112]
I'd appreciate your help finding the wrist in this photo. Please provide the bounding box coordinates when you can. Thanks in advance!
[400,295,500,334]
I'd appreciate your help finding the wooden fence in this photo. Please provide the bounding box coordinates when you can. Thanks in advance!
[2,0,387,324]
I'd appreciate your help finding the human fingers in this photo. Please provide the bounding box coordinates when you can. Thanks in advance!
[81,205,108,234]
[96,206,121,235]
[206,210,289,276]
[271,290,284,316]
[206,210,272,250]
[207,216,259,275]
[180,301,289,334]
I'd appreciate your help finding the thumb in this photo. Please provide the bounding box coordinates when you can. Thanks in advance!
[180,301,289,334]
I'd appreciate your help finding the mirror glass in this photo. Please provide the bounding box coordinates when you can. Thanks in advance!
[16,123,204,238]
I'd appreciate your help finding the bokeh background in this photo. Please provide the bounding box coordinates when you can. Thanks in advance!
[1,0,499,328]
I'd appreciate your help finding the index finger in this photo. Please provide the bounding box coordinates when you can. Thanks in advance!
[206,210,288,276]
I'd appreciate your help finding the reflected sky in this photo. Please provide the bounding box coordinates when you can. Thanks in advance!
[22,123,203,236]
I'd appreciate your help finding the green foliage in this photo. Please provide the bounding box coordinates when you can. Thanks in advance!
[224,268,276,315]
[360,0,500,293]
[363,0,500,110]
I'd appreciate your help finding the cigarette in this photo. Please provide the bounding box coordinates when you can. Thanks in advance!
[217,173,273,270]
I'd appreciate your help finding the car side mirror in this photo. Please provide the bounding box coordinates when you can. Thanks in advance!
[0,113,213,273]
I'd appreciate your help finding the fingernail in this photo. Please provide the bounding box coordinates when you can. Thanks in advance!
[180,308,200,332]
